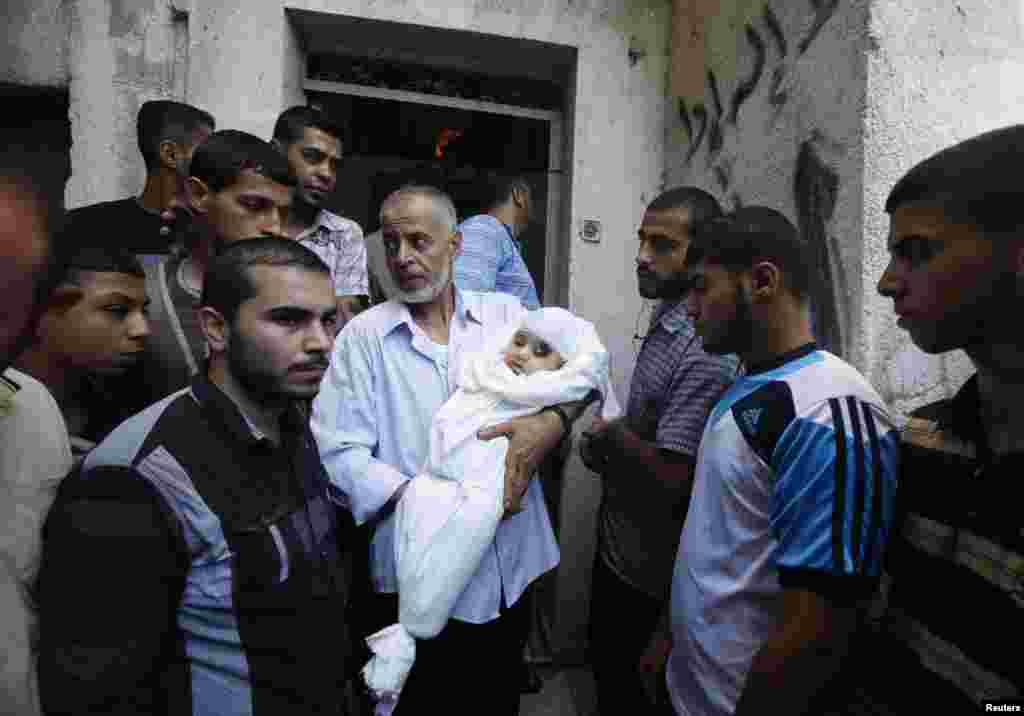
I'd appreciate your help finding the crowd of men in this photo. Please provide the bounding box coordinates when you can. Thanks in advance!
[0,97,1020,716]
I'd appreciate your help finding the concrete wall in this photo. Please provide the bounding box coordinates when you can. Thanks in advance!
[666,0,1024,417]
[862,0,1024,415]
[1,0,69,88]
[665,0,870,361]
[65,0,191,208]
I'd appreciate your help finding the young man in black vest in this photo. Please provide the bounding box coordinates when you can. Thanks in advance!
[38,238,367,714]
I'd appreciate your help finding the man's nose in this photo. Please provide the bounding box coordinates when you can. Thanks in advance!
[263,211,287,239]
[395,240,415,264]
[685,292,700,320]
[129,312,151,340]
[876,259,902,298]
[637,240,653,267]
[303,321,332,354]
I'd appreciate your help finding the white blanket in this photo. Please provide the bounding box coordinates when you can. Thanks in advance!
[362,309,620,708]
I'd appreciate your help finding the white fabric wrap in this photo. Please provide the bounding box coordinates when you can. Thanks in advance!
[362,308,620,700]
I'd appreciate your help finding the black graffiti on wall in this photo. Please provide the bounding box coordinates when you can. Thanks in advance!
[728,24,766,125]
[674,2,846,354]
[679,0,842,164]
[799,0,841,55]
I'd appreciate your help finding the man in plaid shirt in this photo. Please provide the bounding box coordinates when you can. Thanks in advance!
[580,187,737,715]
[274,106,369,329]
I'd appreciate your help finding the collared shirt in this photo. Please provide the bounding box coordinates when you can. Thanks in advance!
[297,210,369,297]
[834,374,1021,713]
[455,214,541,310]
[0,369,72,716]
[37,375,361,716]
[666,346,899,716]
[598,300,738,598]
[311,289,560,623]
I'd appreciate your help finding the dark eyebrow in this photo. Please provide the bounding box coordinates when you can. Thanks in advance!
[94,291,148,305]
[887,233,938,251]
[265,305,314,319]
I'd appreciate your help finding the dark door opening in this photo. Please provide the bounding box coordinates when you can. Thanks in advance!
[309,90,552,300]
[0,83,71,207]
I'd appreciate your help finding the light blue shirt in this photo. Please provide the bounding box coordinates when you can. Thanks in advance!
[455,215,541,310]
[311,289,560,624]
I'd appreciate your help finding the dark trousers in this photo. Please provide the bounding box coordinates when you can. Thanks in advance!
[588,553,668,715]
[366,590,531,716]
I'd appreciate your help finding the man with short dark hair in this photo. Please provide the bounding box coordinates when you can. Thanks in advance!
[454,174,541,309]
[65,100,215,258]
[37,238,366,715]
[580,186,736,715]
[853,124,1024,712]
[0,153,72,716]
[653,207,898,716]
[138,129,294,405]
[273,106,369,328]
[313,185,590,715]
[15,246,151,458]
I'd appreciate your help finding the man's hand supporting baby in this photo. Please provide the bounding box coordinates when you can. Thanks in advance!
[479,394,596,517]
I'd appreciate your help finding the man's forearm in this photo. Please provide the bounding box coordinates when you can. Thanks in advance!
[556,390,601,427]
[733,600,854,716]
[603,424,693,497]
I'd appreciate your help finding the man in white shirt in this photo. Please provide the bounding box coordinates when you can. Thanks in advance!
[313,185,588,715]
[0,152,74,716]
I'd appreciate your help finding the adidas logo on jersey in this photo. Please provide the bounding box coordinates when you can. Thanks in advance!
[741,407,763,434]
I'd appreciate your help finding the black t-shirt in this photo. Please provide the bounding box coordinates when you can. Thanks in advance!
[65,197,190,256]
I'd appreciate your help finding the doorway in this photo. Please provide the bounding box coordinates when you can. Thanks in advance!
[306,73,565,305]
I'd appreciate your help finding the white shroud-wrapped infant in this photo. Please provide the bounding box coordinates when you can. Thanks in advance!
[361,307,620,713]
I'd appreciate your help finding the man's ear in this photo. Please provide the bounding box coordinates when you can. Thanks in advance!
[451,229,464,258]
[750,261,782,302]
[1013,240,1024,279]
[511,187,528,209]
[198,306,229,354]
[188,177,210,216]
[158,140,181,172]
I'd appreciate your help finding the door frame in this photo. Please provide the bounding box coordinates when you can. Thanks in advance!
[304,78,567,306]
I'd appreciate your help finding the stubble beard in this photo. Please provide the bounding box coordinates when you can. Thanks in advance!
[397,260,452,305]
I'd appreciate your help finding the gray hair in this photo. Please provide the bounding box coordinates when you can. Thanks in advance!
[379,184,458,232]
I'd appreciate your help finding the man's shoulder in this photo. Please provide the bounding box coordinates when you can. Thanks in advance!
[341,299,406,338]
[65,198,145,231]
[771,350,888,413]
[1,368,62,420]
[84,388,194,472]
[66,197,135,217]
[457,214,502,237]
[460,289,523,324]
[319,211,364,237]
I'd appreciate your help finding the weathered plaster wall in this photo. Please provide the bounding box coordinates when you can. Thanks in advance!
[862,0,1024,415]
[1,0,69,88]
[665,0,869,361]
[65,0,191,207]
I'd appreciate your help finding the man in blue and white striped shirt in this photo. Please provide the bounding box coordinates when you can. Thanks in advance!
[454,175,541,309]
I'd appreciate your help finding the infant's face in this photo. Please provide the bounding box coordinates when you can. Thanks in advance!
[503,330,565,376]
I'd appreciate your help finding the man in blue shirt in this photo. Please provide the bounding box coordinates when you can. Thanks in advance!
[454,175,541,309]
[652,208,898,716]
